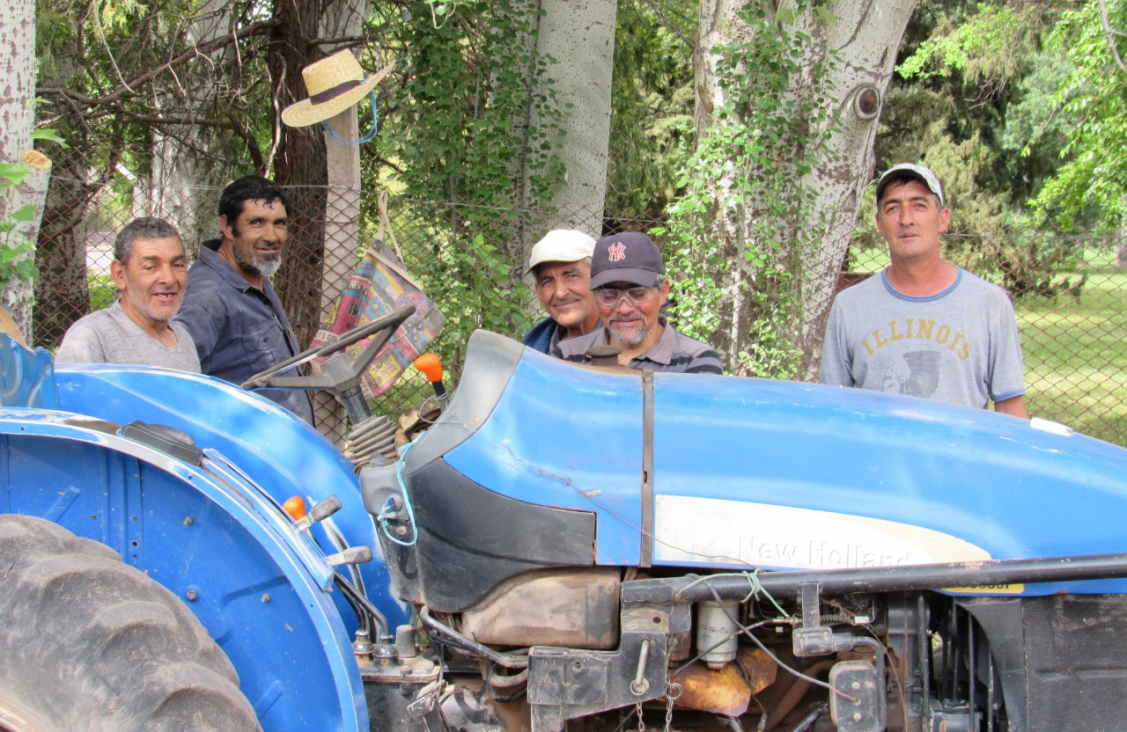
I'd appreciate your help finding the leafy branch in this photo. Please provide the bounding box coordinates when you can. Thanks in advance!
[0,129,68,298]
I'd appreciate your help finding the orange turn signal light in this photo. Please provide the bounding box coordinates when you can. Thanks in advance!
[283,496,307,521]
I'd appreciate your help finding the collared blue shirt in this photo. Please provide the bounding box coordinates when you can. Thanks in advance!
[174,239,315,424]
[521,316,559,354]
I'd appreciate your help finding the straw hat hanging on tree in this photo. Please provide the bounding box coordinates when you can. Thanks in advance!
[281,50,391,141]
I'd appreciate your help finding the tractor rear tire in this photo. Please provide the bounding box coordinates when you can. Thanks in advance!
[0,514,261,732]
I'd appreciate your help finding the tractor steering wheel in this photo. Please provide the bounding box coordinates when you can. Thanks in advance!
[240,305,416,396]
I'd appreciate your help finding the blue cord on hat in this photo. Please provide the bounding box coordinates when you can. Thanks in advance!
[320,90,380,145]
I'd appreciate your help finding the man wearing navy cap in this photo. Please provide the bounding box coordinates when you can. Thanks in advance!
[554,232,723,374]
[820,163,1028,416]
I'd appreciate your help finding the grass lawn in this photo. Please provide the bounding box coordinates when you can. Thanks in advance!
[1017,249,1127,446]
[849,247,1127,446]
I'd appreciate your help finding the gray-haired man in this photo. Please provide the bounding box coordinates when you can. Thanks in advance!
[554,232,723,374]
[522,229,601,354]
[56,217,200,371]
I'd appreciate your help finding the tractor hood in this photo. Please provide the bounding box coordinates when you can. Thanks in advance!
[405,330,1127,597]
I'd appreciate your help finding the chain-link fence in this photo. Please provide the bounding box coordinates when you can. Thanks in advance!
[28,175,1127,448]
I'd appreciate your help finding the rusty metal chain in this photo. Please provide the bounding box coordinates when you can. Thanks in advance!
[663,682,683,732]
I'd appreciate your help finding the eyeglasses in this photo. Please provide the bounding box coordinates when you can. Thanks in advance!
[594,285,660,307]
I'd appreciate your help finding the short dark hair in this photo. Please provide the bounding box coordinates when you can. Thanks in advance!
[218,175,291,226]
[114,217,182,264]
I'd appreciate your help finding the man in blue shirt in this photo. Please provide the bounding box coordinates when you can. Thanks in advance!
[175,176,315,424]
[521,230,601,353]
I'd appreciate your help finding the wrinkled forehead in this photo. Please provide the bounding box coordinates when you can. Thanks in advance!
[238,198,289,220]
[129,235,187,259]
[878,178,939,205]
[534,259,591,278]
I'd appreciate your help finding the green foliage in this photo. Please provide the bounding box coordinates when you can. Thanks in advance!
[998,53,1074,190]
[952,212,1088,300]
[881,0,1056,212]
[371,0,565,365]
[0,129,67,306]
[604,0,695,221]
[386,0,563,208]
[1031,0,1127,232]
[36,0,273,182]
[884,0,1118,239]
[88,273,118,311]
[868,0,1089,297]
[660,0,838,378]
[896,4,1028,83]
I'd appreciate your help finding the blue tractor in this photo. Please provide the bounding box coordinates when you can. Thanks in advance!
[3,315,1127,732]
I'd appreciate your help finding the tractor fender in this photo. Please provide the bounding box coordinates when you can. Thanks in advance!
[0,406,367,732]
[52,363,409,629]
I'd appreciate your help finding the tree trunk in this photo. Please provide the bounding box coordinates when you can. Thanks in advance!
[0,0,42,340]
[526,0,617,241]
[317,0,368,329]
[692,0,918,378]
[504,0,617,288]
[794,0,918,378]
[32,145,108,349]
[148,0,231,244]
[269,0,329,351]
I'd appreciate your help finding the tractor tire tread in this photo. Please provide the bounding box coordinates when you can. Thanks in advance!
[0,514,261,732]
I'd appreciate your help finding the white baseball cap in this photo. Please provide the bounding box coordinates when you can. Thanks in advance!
[877,163,945,208]
[526,230,597,275]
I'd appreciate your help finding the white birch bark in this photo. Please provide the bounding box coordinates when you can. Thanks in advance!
[0,0,46,340]
[797,0,918,375]
[526,0,617,241]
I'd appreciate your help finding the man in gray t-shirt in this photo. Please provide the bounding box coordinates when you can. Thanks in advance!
[820,164,1027,417]
[56,218,200,372]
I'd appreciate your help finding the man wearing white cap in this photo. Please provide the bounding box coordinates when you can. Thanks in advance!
[820,163,1028,417]
[522,230,602,354]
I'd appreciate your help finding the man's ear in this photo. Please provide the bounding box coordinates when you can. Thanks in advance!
[110,259,127,291]
[219,214,234,240]
[938,207,951,234]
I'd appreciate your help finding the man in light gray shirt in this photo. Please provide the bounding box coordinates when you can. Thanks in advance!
[820,164,1027,416]
[56,218,200,372]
